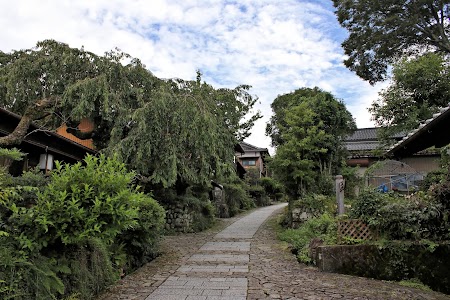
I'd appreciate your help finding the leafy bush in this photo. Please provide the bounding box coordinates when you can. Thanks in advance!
[12,155,144,249]
[59,238,117,299]
[248,185,270,207]
[376,196,444,240]
[258,177,284,201]
[0,154,165,299]
[350,189,449,241]
[117,194,165,271]
[0,239,65,300]
[421,169,447,191]
[278,213,337,264]
[291,193,335,216]
[349,189,393,225]
[223,182,254,216]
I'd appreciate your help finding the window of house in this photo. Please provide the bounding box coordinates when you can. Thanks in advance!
[242,159,257,166]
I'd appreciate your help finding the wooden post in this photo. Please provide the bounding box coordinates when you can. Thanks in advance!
[335,175,345,215]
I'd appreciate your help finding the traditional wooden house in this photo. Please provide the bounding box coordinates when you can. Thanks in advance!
[344,105,450,192]
[235,142,269,178]
[0,108,96,175]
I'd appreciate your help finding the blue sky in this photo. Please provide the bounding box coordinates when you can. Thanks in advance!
[0,0,388,153]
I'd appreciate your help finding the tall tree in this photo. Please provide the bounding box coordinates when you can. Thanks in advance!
[0,40,260,192]
[267,87,356,197]
[333,0,450,83]
[369,52,450,142]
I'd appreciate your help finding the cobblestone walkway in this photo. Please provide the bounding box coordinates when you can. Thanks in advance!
[97,204,450,300]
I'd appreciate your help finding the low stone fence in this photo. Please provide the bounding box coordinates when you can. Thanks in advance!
[291,207,320,228]
[164,203,195,233]
[315,243,450,294]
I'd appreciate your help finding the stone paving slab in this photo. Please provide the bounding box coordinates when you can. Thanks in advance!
[214,204,287,239]
[188,254,249,263]
[145,276,247,300]
[177,264,249,273]
[199,241,250,252]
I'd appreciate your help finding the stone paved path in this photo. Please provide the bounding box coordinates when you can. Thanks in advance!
[97,204,450,300]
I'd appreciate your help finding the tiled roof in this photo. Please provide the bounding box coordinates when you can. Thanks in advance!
[345,128,406,154]
[387,103,450,157]
[345,128,378,141]
[240,142,269,153]
[345,141,380,152]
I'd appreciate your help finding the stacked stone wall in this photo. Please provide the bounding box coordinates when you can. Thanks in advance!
[164,203,195,233]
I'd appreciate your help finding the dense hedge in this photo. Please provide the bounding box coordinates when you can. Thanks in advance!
[0,154,165,299]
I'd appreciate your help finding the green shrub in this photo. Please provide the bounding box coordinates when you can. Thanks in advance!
[223,182,254,216]
[12,154,142,249]
[0,154,165,299]
[398,278,432,292]
[0,239,65,300]
[278,213,337,264]
[376,196,446,240]
[349,189,393,225]
[248,185,270,206]
[421,169,447,191]
[350,189,449,241]
[58,238,117,299]
[291,193,335,216]
[258,177,284,201]
[118,193,165,271]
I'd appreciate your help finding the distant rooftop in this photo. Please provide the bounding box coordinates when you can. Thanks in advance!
[345,128,405,153]
[240,142,269,153]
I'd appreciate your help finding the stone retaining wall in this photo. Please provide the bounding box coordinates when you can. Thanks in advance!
[164,203,195,233]
[315,244,450,294]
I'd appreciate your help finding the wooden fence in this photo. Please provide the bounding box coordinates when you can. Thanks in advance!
[337,219,374,244]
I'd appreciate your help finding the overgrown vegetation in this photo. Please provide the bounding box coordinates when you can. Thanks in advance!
[0,152,165,299]
[278,213,337,264]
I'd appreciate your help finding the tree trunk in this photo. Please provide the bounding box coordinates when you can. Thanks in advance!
[0,97,56,147]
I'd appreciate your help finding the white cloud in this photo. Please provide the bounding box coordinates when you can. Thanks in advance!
[0,0,386,152]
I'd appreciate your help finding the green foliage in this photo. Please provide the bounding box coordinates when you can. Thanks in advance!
[58,239,117,299]
[0,240,65,300]
[157,187,216,232]
[351,189,449,241]
[349,189,391,225]
[223,182,254,217]
[398,278,432,292]
[1,41,260,193]
[278,213,337,264]
[369,53,450,142]
[0,147,24,186]
[292,194,335,216]
[421,169,447,191]
[0,154,165,299]
[258,177,284,201]
[117,194,165,271]
[247,185,270,207]
[333,1,450,83]
[0,148,24,161]
[12,154,141,249]
[341,166,362,200]
[376,197,444,240]
[421,147,450,191]
[267,87,355,198]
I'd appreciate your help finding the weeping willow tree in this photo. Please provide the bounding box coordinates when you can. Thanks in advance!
[0,40,260,192]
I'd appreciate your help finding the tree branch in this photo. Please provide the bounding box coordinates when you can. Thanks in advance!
[0,97,57,147]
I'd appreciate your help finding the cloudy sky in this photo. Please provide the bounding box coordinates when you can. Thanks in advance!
[0,0,388,153]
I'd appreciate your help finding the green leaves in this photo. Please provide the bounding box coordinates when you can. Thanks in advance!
[1,41,260,194]
[333,0,450,83]
[369,53,450,144]
[268,87,356,197]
